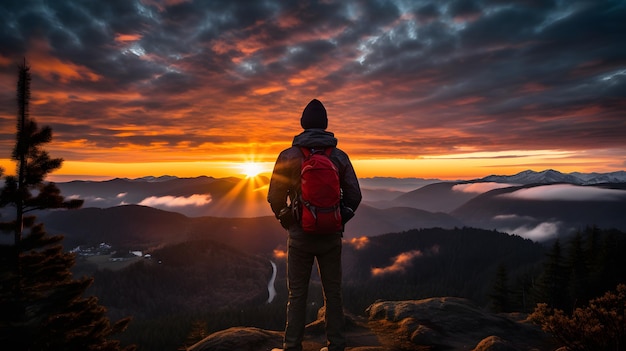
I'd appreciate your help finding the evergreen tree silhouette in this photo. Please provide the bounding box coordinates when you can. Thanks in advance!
[566,231,589,308]
[488,263,511,313]
[534,239,570,310]
[0,60,135,350]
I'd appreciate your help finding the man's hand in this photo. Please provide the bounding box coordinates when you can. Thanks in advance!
[341,206,355,224]
[278,206,295,229]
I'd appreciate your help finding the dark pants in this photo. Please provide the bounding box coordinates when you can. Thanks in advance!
[283,234,345,351]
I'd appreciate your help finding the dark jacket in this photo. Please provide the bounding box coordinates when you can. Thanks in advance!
[267,129,362,235]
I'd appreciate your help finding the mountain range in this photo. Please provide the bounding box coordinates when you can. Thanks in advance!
[476,169,626,185]
[47,169,626,244]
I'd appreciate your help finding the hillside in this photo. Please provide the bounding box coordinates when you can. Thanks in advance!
[83,226,553,319]
[451,184,626,241]
[371,181,479,212]
[41,205,191,249]
[38,204,283,253]
[56,176,273,218]
[39,203,464,253]
[89,239,273,321]
[342,227,546,310]
[343,204,463,238]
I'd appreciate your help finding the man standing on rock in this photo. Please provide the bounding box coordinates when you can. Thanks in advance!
[268,99,362,351]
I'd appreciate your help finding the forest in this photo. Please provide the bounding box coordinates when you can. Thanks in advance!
[85,226,626,350]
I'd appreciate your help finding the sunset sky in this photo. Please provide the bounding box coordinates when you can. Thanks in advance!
[0,0,624,181]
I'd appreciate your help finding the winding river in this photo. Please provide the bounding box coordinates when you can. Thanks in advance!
[266,260,277,303]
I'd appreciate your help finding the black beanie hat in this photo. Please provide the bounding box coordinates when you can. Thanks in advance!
[300,99,328,130]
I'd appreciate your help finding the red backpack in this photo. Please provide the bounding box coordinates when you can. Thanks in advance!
[298,147,342,234]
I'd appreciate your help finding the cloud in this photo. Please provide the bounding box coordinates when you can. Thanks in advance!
[346,236,369,250]
[273,249,287,260]
[116,192,127,198]
[371,245,440,277]
[493,214,535,222]
[138,194,212,207]
[372,250,423,276]
[503,222,561,242]
[500,184,626,201]
[71,195,106,202]
[452,182,516,193]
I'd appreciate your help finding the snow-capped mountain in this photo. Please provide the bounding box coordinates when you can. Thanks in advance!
[569,171,626,184]
[476,169,626,185]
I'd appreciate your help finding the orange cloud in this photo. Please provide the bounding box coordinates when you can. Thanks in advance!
[273,249,287,260]
[253,85,285,95]
[0,55,11,66]
[371,245,440,277]
[115,33,143,42]
[371,250,423,276]
[276,13,300,29]
[347,236,369,250]
[28,39,101,83]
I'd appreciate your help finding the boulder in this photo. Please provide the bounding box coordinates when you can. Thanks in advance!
[473,336,518,351]
[366,297,550,350]
[186,327,282,351]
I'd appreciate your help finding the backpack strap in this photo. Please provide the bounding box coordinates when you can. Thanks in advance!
[300,147,333,158]
[300,147,311,158]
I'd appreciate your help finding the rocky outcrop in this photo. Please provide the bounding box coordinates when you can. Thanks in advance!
[186,327,282,351]
[366,297,551,350]
[187,297,553,351]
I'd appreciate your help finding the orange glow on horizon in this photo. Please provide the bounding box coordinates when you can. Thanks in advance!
[0,145,620,183]
[0,145,619,183]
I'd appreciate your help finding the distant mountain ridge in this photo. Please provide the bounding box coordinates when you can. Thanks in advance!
[114,169,626,189]
[56,176,272,218]
[475,169,626,185]
[48,169,626,244]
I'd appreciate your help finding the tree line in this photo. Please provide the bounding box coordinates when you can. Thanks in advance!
[489,226,626,350]
[0,60,134,350]
[489,225,626,314]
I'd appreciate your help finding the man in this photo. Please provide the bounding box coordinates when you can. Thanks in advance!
[268,99,362,351]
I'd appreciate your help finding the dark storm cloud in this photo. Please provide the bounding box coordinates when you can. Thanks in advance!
[0,0,624,163]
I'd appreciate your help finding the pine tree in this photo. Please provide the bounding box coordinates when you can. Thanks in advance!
[0,60,135,350]
[510,269,537,312]
[534,239,570,310]
[566,231,589,308]
[488,263,510,313]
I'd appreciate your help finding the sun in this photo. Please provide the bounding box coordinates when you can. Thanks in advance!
[241,162,263,178]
